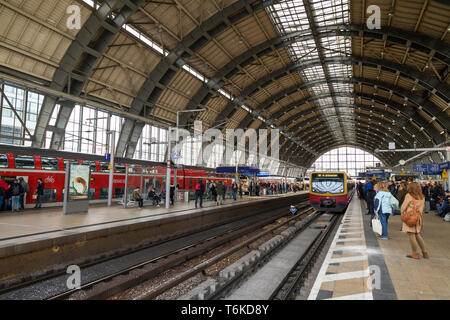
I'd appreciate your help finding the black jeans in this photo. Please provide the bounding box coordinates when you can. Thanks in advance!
[195,193,203,207]
[137,199,143,207]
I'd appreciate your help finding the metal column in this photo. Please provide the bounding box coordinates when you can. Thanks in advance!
[107,130,115,207]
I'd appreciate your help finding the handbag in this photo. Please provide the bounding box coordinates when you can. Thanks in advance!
[401,199,420,227]
[372,217,382,235]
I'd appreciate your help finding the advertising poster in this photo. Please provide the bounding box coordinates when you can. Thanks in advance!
[69,164,90,201]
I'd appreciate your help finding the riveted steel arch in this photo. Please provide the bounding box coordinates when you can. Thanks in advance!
[32,0,145,149]
[115,0,275,157]
[238,77,449,142]
[279,104,428,146]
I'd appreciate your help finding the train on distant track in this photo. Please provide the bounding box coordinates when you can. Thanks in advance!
[0,145,297,209]
[0,145,236,208]
[309,171,355,213]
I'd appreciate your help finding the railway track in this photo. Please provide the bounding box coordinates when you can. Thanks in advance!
[166,210,342,301]
[0,195,309,300]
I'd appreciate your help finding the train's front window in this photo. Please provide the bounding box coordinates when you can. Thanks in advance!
[311,173,345,194]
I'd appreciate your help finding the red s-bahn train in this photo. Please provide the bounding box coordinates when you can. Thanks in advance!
[0,144,234,208]
[309,171,355,213]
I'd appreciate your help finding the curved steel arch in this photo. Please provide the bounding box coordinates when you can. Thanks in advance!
[186,54,448,130]
[115,0,274,157]
[32,0,144,148]
[237,77,448,143]
[302,140,395,168]
[286,135,397,167]
[299,143,391,169]
[280,104,427,146]
[298,131,402,167]
[122,23,450,158]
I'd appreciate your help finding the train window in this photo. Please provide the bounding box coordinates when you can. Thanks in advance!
[142,166,149,174]
[100,162,110,172]
[82,161,97,173]
[115,164,126,173]
[0,154,7,168]
[114,187,124,199]
[99,188,109,199]
[15,155,35,169]
[128,165,138,174]
[189,178,193,188]
[89,188,95,200]
[42,189,57,203]
[41,158,59,171]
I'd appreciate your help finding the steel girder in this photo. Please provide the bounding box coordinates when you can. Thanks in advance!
[275,92,436,143]
[285,119,415,164]
[279,103,429,146]
[115,0,276,157]
[178,28,449,129]
[121,23,450,158]
[238,77,449,140]
[212,56,449,129]
[32,0,144,149]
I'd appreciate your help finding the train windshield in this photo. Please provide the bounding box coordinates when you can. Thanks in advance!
[311,173,345,194]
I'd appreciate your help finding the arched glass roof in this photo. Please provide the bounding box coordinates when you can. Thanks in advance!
[307,147,383,177]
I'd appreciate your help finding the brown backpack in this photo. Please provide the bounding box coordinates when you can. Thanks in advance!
[401,198,420,227]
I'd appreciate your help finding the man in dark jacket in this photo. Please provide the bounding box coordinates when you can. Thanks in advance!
[169,184,175,205]
[11,179,23,212]
[387,181,396,196]
[18,177,29,210]
[34,178,44,209]
[195,180,205,208]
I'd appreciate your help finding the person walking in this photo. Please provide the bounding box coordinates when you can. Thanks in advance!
[34,178,44,209]
[195,180,205,208]
[132,188,144,208]
[231,182,238,201]
[216,181,224,206]
[374,181,395,240]
[10,179,23,212]
[401,182,428,259]
[18,177,29,210]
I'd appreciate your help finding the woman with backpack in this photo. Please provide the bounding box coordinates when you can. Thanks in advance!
[401,182,428,260]
[374,181,397,240]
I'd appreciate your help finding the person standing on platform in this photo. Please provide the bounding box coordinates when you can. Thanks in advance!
[195,180,205,209]
[169,184,175,206]
[367,186,377,222]
[374,181,394,240]
[231,182,238,201]
[10,179,23,213]
[0,179,7,210]
[364,179,373,214]
[211,182,217,202]
[222,183,226,201]
[401,182,428,259]
[132,188,144,208]
[216,181,224,206]
[256,183,260,196]
[388,181,396,196]
[34,178,45,209]
[239,183,243,199]
[421,182,430,214]
[18,177,29,210]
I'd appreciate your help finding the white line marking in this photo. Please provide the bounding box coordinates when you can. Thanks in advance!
[329,255,368,263]
[322,269,370,282]
[335,237,364,242]
[326,292,373,300]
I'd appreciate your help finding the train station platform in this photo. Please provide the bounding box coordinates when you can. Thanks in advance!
[0,192,306,281]
[308,195,450,300]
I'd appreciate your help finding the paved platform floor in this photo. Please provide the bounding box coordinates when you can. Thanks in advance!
[309,194,450,300]
[374,205,450,300]
[0,192,305,248]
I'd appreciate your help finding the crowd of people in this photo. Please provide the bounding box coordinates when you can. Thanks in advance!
[357,177,449,260]
[0,177,44,212]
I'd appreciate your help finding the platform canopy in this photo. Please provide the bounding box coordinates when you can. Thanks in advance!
[0,0,448,170]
